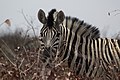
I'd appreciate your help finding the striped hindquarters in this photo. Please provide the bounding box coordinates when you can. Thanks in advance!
[67,37,120,78]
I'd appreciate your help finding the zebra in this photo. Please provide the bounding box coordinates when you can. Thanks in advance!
[37,9,120,79]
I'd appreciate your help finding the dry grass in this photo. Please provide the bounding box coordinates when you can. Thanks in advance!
[0,29,82,80]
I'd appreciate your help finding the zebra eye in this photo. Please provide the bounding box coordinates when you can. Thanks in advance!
[56,32,60,37]
[40,33,43,36]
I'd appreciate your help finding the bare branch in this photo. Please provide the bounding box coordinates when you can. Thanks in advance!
[21,10,36,38]
[0,48,16,67]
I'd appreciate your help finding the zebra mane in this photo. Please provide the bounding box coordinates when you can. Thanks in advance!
[47,9,57,28]
[46,9,100,38]
[64,16,100,38]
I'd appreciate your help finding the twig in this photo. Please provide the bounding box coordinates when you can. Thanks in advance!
[0,48,16,67]
[1,39,16,58]
[23,46,30,62]
[0,22,4,27]
[23,28,30,44]
[18,58,25,69]
[24,60,36,73]
[114,13,120,16]
[37,48,41,67]
[108,9,120,16]
[21,10,36,38]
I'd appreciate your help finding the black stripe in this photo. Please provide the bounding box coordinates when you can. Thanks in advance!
[40,25,47,33]
[89,62,95,77]
[67,18,78,66]
[85,39,90,73]
[85,58,89,73]
[88,39,96,77]
[76,56,83,75]
[101,39,108,65]
[68,20,84,67]
[68,50,74,67]
[93,28,100,38]
[105,38,110,63]
[80,23,87,37]
[52,48,56,56]
[52,28,57,39]
[111,39,120,66]
[75,55,80,67]
[63,17,76,60]
[65,17,68,41]
[93,39,96,59]
[118,39,120,48]
[84,38,89,74]
[96,38,100,58]
[88,39,92,67]
[117,40,120,59]
[107,39,114,61]
[44,28,48,37]
[53,43,59,49]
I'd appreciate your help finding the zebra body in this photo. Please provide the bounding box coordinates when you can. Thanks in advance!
[38,9,120,79]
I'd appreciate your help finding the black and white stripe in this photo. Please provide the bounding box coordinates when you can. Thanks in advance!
[37,9,120,79]
[72,37,120,78]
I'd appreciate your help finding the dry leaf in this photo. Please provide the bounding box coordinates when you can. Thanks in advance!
[4,19,11,26]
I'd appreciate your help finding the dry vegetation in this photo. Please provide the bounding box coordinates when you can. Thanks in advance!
[0,28,82,80]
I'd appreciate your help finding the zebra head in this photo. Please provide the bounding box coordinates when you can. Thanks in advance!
[38,9,65,66]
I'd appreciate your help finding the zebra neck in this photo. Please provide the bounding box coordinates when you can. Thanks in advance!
[62,16,100,39]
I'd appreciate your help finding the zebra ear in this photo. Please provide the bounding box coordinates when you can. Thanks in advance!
[38,9,47,24]
[56,10,65,24]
